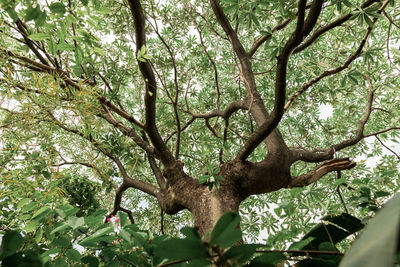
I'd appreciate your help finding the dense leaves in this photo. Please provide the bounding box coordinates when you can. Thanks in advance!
[0,0,400,266]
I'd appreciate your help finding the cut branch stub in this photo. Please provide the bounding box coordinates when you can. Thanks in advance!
[289,158,356,188]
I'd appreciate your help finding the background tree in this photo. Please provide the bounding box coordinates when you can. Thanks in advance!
[1,0,399,243]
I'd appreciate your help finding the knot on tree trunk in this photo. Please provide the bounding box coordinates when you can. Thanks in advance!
[157,187,185,214]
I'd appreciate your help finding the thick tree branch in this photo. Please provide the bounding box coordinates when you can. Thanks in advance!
[128,0,175,165]
[237,0,324,161]
[293,0,379,54]
[210,0,290,158]
[107,183,136,224]
[288,158,356,188]
[185,99,247,120]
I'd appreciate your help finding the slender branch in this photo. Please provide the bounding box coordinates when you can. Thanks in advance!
[256,249,344,256]
[290,88,375,163]
[106,183,135,224]
[293,0,379,54]
[336,171,349,214]
[45,108,159,197]
[98,96,145,129]
[184,99,247,120]
[146,149,167,190]
[285,0,391,112]
[375,136,400,160]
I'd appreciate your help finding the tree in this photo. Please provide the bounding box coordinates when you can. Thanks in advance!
[1,0,399,243]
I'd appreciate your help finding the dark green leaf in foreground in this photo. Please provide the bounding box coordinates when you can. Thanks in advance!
[210,212,241,248]
[155,238,208,261]
[0,231,24,260]
[339,193,400,267]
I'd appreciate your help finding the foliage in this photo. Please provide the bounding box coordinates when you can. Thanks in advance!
[0,0,400,266]
[1,198,399,266]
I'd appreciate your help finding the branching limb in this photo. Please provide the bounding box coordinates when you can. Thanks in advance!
[99,104,157,158]
[237,0,324,161]
[128,0,175,165]
[184,99,247,120]
[285,0,391,112]
[46,108,159,197]
[290,87,375,163]
[375,136,400,160]
[52,160,117,190]
[107,183,135,224]
[293,0,379,54]
[288,158,356,188]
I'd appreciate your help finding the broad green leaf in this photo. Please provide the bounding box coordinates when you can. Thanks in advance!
[67,216,85,229]
[155,238,207,261]
[51,237,71,248]
[49,2,66,14]
[249,252,286,266]
[28,32,50,41]
[81,255,99,267]
[41,247,61,258]
[24,220,40,233]
[181,227,201,240]
[0,231,24,260]
[50,223,71,235]
[210,212,241,248]
[223,244,262,265]
[340,193,400,267]
[16,198,31,209]
[31,206,51,219]
[25,5,41,21]
[66,248,81,262]
[35,228,44,243]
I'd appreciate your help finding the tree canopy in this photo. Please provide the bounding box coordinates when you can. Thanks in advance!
[0,0,400,266]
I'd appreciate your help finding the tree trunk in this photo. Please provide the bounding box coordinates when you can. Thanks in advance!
[188,187,242,236]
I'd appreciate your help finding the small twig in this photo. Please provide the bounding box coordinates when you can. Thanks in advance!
[336,171,349,214]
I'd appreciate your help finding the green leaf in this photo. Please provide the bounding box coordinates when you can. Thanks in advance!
[67,216,85,229]
[50,223,72,235]
[35,228,44,243]
[288,237,314,250]
[340,193,400,267]
[180,227,201,240]
[28,32,50,41]
[51,237,71,248]
[25,5,41,21]
[223,244,261,265]
[78,226,115,247]
[17,198,31,209]
[155,238,208,261]
[32,205,51,219]
[210,212,241,248]
[5,7,19,21]
[57,42,75,51]
[250,252,286,266]
[81,255,99,267]
[41,247,61,258]
[49,2,66,14]
[93,47,105,56]
[0,231,24,260]
[66,248,81,262]
[24,220,40,233]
